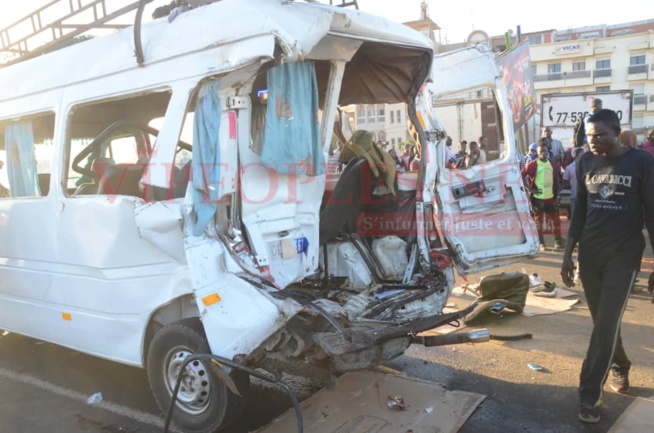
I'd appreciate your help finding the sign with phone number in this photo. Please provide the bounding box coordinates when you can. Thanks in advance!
[541,91,632,127]
[551,109,624,125]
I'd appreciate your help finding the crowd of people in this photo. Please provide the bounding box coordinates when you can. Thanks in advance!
[446,136,490,169]
[520,98,654,252]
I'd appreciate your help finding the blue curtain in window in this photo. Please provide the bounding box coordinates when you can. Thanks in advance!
[192,81,221,236]
[5,121,40,198]
[262,61,324,176]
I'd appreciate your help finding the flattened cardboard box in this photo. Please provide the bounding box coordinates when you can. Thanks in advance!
[256,371,485,433]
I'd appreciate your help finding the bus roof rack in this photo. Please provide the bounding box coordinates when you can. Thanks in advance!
[0,0,143,67]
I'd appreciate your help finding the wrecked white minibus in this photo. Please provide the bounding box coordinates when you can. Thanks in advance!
[0,1,539,431]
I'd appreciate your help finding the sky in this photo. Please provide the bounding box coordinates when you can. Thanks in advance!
[356,0,647,43]
[0,0,648,46]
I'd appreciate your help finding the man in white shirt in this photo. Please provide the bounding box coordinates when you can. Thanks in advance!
[541,126,564,164]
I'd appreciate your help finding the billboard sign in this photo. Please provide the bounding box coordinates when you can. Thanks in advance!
[496,41,537,131]
[541,91,633,128]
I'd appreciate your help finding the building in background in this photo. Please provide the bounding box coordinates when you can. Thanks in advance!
[344,10,654,149]
[527,20,654,143]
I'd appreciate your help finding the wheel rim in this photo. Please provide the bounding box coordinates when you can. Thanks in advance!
[164,347,212,415]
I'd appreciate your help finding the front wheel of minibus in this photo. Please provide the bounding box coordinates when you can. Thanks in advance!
[147,318,249,433]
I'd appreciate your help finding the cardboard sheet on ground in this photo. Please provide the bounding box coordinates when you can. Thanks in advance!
[522,291,580,317]
[608,397,654,433]
[256,371,485,433]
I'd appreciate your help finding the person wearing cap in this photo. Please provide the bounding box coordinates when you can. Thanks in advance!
[528,139,554,162]
[527,142,538,161]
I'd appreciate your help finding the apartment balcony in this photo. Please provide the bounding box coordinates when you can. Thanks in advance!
[648,94,654,112]
[533,70,592,90]
[634,95,647,105]
[563,70,591,79]
[629,64,648,74]
[633,95,647,111]
[593,68,612,84]
[627,64,648,80]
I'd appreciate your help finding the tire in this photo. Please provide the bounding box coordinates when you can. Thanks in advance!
[147,318,249,433]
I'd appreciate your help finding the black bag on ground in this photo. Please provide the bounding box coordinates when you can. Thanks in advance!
[464,273,529,324]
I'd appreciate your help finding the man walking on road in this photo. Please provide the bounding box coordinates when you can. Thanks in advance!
[560,109,654,424]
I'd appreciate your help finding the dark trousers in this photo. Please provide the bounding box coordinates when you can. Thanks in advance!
[531,197,562,241]
[578,264,635,405]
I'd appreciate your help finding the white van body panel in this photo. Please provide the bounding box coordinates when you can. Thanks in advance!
[0,4,538,408]
[423,46,540,274]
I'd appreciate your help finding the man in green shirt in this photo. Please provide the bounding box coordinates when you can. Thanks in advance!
[521,139,563,250]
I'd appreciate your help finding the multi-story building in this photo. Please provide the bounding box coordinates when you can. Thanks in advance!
[349,104,411,147]
[454,19,654,144]
[526,20,654,142]
[348,15,654,148]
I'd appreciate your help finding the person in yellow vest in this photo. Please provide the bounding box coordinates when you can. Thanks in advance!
[521,139,564,250]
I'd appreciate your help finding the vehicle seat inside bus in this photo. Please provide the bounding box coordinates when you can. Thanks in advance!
[97,158,148,197]
[74,157,115,195]
[319,157,369,243]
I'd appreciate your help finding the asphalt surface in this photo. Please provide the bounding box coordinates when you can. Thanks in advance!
[386,231,654,433]
[0,231,652,433]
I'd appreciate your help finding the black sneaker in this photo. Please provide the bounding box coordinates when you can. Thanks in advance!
[579,402,600,423]
[610,366,630,393]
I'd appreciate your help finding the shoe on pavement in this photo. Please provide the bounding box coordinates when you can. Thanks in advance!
[539,244,547,252]
[534,281,557,297]
[610,366,630,394]
[579,402,600,423]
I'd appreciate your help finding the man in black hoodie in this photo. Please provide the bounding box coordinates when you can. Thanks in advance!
[561,109,654,424]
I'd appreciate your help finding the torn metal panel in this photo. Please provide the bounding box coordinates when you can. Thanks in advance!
[183,231,303,358]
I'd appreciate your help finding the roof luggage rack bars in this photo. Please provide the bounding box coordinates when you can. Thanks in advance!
[0,0,143,67]
[302,0,359,8]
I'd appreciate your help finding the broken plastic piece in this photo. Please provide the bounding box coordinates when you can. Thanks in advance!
[527,363,543,371]
[87,392,103,405]
[386,395,406,411]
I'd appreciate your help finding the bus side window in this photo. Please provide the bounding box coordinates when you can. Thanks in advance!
[65,90,172,198]
[0,112,55,199]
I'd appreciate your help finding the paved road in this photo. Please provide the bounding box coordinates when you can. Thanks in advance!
[387,233,654,433]
[0,331,320,433]
[1,234,652,432]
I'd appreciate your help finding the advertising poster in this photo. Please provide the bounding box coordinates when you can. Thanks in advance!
[496,42,537,131]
